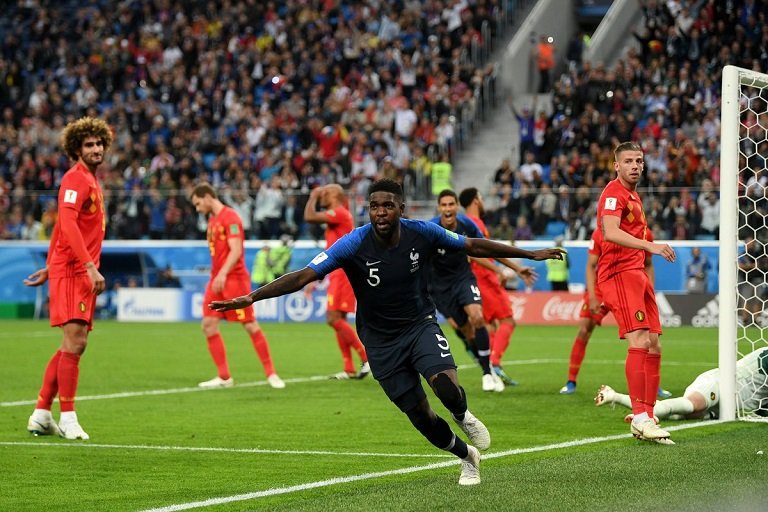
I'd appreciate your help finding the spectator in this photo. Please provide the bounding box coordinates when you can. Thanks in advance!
[685,247,710,294]
[514,215,533,241]
[698,192,720,237]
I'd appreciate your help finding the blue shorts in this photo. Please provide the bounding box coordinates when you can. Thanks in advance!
[431,275,481,327]
[367,318,457,412]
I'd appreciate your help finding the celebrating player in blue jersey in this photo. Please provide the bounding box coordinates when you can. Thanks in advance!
[210,179,564,486]
[429,189,503,393]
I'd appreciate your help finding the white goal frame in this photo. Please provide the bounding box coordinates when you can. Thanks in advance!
[719,65,768,421]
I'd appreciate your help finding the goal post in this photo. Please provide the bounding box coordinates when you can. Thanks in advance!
[719,65,768,421]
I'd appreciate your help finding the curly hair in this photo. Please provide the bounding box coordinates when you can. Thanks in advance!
[60,117,113,161]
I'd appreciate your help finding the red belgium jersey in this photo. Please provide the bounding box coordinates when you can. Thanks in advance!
[47,162,105,278]
[465,213,499,283]
[595,178,648,283]
[207,206,248,278]
[324,205,354,248]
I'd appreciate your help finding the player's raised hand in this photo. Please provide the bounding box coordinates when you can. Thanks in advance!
[209,294,254,312]
[517,266,538,287]
[530,248,566,261]
[648,242,676,262]
[23,267,49,287]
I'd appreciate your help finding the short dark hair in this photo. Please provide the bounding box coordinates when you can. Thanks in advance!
[368,178,403,201]
[437,189,457,202]
[614,141,642,160]
[190,182,218,200]
[458,187,478,208]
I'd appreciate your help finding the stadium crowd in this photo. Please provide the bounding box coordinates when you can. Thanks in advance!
[486,0,767,242]
[0,0,764,243]
[0,0,507,240]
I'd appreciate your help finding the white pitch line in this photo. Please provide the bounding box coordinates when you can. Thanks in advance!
[0,441,450,459]
[139,420,725,512]
[0,359,711,408]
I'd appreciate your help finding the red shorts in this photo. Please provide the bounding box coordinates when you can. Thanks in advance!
[327,269,356,313]
[203,273,255,322]
[579,290,610,325]
[48,275,97,331]
[477,275,513,324]
[600,269,661,339]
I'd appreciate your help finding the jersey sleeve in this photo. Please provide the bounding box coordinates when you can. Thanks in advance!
[307,227,364,277]
[59,171,90,213]
[410,219,465,250]
[457,214,484,238]
[598,184,627,220]
[325,207,341,227]
[57,171,94,266]
[223,209,243,239]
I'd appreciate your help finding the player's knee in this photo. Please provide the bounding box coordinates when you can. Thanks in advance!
[201,318,218,336]
[432,373,466,412]
[405,403,435,433]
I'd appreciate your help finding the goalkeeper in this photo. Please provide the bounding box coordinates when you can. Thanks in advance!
[595,347,768,420]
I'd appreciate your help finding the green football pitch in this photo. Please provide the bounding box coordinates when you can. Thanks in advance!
[1,321,765,511]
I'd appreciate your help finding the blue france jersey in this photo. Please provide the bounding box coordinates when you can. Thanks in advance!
[307,218,466,345]
[428,213,483,289]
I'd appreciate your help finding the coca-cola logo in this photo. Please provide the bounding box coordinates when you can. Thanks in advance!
[543,296,582,321]
[509,295,527,321]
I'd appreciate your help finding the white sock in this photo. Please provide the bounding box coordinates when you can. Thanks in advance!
[60,411,78,425]
[32,408,52,420]
[632,412,650,424]
[654,397,694,420]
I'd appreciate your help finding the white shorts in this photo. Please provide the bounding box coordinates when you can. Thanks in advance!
[684,368,720,411]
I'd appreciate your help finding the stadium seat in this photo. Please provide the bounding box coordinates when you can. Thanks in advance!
[545,221,567,238]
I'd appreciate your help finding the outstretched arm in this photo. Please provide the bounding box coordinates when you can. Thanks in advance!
[210,267,321,311]
[464,237,564,261]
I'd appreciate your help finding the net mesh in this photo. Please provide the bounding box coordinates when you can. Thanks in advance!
[735,70,768,419]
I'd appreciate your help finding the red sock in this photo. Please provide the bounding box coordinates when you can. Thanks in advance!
[491,322,514,366]
[206,333,230,380]
[57,351,81,413]
[488,329,496,362]
[249,330,275,377]
[567,336,589,382]
[625,347,649,416]
[332,319,367,364]
[35,350,62,410]
[333,327,354,373]
[644,352,661,416]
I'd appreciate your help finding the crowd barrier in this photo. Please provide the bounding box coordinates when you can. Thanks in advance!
[0,240,720,321]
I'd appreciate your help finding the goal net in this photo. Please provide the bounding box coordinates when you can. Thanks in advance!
[719,65,768,421]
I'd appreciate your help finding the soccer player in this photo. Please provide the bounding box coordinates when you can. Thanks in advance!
[596,141,676,444]
[210,179,565,485]
[596,347,768,420]
[559,228,672,399]
[458,187,536,386]
[303,184,369,380]
[191,183,285,390]
[25,116,113,440]
[428,189,502,392]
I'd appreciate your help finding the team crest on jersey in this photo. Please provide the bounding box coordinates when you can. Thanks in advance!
[604,197,617,210]
[635,310,645,321]
[410,249,420,273]
[79,302,86,313]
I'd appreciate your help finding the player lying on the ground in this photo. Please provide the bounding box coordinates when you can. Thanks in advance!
[595,347,768,420]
